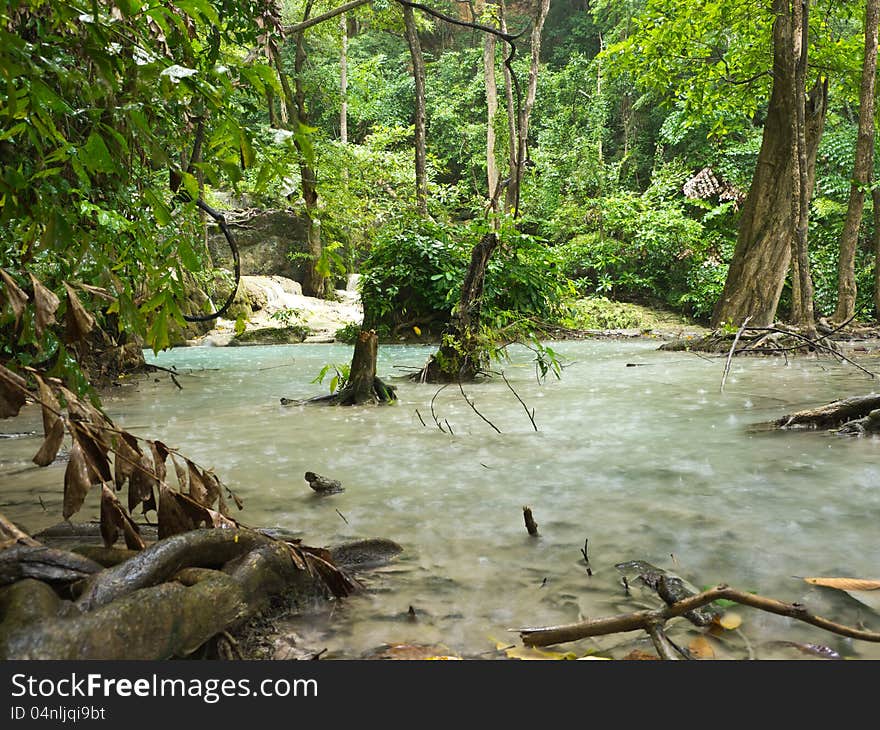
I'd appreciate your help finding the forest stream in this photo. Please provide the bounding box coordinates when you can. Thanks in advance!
[2,339,880,660]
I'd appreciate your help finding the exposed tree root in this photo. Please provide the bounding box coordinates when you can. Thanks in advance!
[0,525,364,660]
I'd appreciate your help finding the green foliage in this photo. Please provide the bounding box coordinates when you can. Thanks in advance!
[359,216,572,333]
[268,308,303,327]
[561,297,645,330]
[550,162,733,321]
[0,0,274,389]
[334,322,362,344]
[312,362,350,394]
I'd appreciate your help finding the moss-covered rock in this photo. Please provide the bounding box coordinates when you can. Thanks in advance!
[229,325,311,346]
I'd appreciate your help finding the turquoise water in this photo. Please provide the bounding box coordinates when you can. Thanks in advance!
[2,339,880,659]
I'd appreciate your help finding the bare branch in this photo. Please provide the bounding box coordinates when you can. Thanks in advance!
[518,584,880,648]
[282,0,372,34]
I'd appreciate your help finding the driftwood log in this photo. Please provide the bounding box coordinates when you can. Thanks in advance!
[773,393,880,432]
[518,584,880,656]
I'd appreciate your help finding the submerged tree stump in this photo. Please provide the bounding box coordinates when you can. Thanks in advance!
[284,330,397,406]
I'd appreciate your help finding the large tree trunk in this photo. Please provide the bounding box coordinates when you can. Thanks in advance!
[295,1,326,299]
[484,5,500,217]
[711,0,827,329]
[269,2,327,299]
[833,0,879,323]
[789,0,816,334]
[874,186,880,315]
[416,233,499,382]
[403,5,428,215]
[500,1,518,214]
[504,0,551,216]
[340,13,349,144]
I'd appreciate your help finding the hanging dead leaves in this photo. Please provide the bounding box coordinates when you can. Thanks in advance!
[0,266,246,552]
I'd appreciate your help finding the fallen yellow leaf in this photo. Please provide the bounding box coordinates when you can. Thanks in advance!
[494,640,577,660]
[413,326,421,336]
[804,577,880,591]
[718,611,743,630]
[688,635,715,659]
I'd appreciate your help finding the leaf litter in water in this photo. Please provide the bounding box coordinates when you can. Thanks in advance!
[803,577,880,613]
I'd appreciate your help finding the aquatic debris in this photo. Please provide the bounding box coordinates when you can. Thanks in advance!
[305,471,344,495]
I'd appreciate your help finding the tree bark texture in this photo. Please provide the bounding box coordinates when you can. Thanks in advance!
[505,0,551,215]
[873,186,880,315]
[417,233,499,382]
[295,0,327,299]
[484,9,499,215]
[500,1,518,213]
[711,0,827,329]
[789,0,815,332]
[340,13,349,144]
[833,0,879,322]
[403,5,428,215]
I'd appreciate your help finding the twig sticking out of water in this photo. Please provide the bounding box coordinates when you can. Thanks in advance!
[146,364,182,390]
[736,326,876,379]
[580,538,593,576]
[523,506,539,536]
[335,509,349,525]
[720,315,751,392]
[458,380,502,434]
[430,384,449,433]
[500,371,538,432]
[415,409,427,427]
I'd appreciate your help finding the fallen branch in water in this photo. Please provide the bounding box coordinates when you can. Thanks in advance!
[720,315,751,392]
[517,584,880,653]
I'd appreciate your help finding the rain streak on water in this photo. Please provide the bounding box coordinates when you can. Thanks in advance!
[2,339,880,659]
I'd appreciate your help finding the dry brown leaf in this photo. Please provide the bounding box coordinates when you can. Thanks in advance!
[100,483,145,550]
[804,577,880,591]
[72,425,111,484]
[365,644,459,660]
[171,453,188,491]
[0,364,28,419]
[63,282,95,341]
[187,459,209,506]
[29,273,59,338]
[206,507,238,529]
[688,635,716,659]
[113,431,142,490]
[32,373,61,437]
[622,649,661,661]
[129,453,158,513]
[63,440,92,519]
[157,486,222,539]
[0,268,28,328]
[150,440,169,483]
[59,386,90,423]
[228,488,244,511]
[32,418,66,467]
[158,483,197,539]
[78,283,115,301]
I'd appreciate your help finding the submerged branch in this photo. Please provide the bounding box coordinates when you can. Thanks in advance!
[518,585,880,648]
